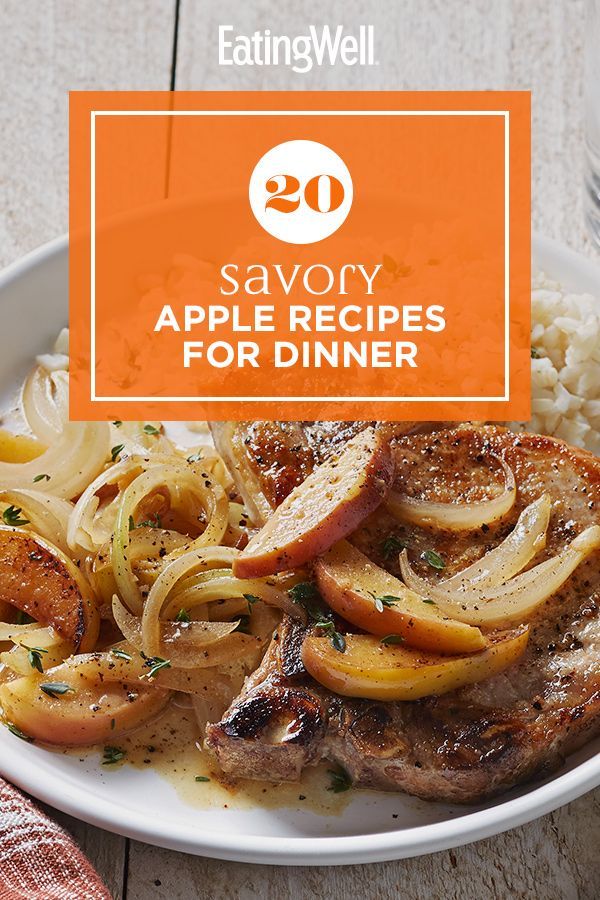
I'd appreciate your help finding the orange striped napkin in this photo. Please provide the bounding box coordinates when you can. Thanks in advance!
[0,778,111,900]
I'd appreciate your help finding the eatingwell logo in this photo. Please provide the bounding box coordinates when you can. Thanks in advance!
[218,25,377,74]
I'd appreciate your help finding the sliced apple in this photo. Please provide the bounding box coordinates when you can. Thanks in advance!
[315,541,485,654]
[0,667,168,745]
[233,427,394,579]
[0,527,99,651]
[302,627,529,701]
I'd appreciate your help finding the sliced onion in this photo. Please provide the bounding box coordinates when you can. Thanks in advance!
[140,546,239,652]
[22,366,69,443]
[109,421,176,458]
[400,495,552,600]
[159,665,243,696]
[191,672,243,732]
[112,464,229,615]
[0,626,69,675]
[175,444,234,494]
[52,327,70,356]
[113,594,260,669]
[210,422,273,525]
[52,644,242,695]
[0,622,44,641]
[138,544,278,662]
[91,528,188,606]
[0,489,73,554]
[387,455,516,531]
[67,453,180,553]
[0,422,110,499]
[402,524,600,627]
[162,568,291,619]
[68,456,149,553]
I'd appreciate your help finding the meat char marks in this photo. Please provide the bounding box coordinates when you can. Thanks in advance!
[207,423,600,803]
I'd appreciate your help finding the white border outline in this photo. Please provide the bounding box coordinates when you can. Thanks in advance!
[89,109,510,403]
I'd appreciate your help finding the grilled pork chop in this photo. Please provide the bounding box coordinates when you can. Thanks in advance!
[207,424,600,803]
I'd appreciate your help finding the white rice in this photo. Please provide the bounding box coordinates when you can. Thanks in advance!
[516,272,600,455]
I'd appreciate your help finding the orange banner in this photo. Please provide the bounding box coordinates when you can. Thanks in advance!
[69,91,530,421]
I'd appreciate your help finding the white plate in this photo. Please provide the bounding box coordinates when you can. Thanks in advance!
[0,233,599,866]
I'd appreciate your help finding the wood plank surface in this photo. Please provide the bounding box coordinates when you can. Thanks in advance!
[0,0,175,268]
[176,0,597,255]
[1,1,600,898]
[125,788,600,899]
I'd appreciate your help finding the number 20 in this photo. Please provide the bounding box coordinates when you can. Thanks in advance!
[265,174,345,214]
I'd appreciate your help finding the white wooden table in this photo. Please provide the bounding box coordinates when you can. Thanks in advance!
[1,1,599,896]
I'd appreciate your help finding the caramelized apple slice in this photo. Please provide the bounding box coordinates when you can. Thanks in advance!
[233,427,394,579]
[0,667,168,745]
[315,541,485,654]
[302,628,529,701]
[0,527,100,651]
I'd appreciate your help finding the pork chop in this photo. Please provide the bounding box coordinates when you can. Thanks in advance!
[206,424,600,803]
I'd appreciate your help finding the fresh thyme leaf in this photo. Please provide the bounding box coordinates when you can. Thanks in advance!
[110,718,116,730]
[288,583,344,650]
[187,451,203,463]
[368,592,399,612]
[422,598,437,605]
[27,647,47,672]
[422,549,446,570]
[40,682,75,698]
[143,515,162,528]
[327,765,352,793]
[314,619,346,653]
[2,505,30,526]
[141,656,171,679]
[32,473,50,483]
[6,722,33,742]
[382,534,406,559]
[111,443,125,462]
[138,515,162,529]
[110,648,132,661]
[330,630,346,653]
[243,593,260,606]
[195,775,210,782]
[288,581,323,620]
[129,514,162,530]
[175,608,190,623]
[112,420,123,427]
[143,424,160,435]
[288,581,319,604]
[380,634,405,645]
[102,745,126,765]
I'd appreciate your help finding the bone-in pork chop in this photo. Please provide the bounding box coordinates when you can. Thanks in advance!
[206,424,600,803]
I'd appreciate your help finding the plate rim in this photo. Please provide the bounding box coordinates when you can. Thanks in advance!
[0,231,599,865]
